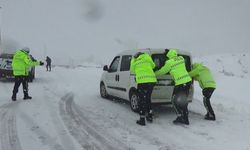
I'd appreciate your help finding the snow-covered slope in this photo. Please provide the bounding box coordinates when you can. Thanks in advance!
[0,53,250,150]
[1,0,250,64]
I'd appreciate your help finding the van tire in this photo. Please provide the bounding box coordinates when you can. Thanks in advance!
[129,90,139,112]
[100,82,108,98]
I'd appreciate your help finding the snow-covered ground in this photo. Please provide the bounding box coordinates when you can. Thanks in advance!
[0,53,249,150]
[1,0,250,149]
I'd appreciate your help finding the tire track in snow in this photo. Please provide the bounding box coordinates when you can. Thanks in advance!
[59,92,134,150]
[0,102,22,150]
[42,87,78,150]
[18,108,64,150]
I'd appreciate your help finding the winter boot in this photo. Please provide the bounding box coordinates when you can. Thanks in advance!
[205,112,216,121]
[136,117,146,126]
[173,116,189,125]
[23,95,32,100]
[11,94,16,101]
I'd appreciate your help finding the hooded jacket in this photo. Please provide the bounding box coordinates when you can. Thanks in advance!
[155,49,191,85]
[12,50,40,76]
[130,53,157,84]
[189,63,216,89]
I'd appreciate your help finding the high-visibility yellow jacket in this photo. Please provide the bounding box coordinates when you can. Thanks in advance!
[189,63,216,89]
[12,50,40,76]
[155,49,191,85]
[130,53,157,84]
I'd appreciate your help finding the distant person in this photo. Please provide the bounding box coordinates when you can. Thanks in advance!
[46,56,52,71]
[130,52,157,126]
[11,47,44,101]
[189,63,216,120]
[155,49,192,125]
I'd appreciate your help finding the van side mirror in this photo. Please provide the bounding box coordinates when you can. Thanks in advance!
[103,65,108,71]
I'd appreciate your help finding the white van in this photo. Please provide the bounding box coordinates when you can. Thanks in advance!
[100,48,193,112]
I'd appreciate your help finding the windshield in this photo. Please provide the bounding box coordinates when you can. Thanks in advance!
[0,53,14,59]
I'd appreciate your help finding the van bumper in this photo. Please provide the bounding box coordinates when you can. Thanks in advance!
[0,69,14,78]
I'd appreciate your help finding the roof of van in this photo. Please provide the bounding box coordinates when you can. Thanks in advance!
[116,48,192,56]
[0,53,14,59]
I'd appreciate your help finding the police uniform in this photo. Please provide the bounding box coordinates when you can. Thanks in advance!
[189,63,216,120]
[155,49,192,125]
[11,48,41,101]
[130,52,157,126]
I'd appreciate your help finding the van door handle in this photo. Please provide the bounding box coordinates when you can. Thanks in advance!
[117,75,119,81]
[115,74,119,81]
[115,75,118,81]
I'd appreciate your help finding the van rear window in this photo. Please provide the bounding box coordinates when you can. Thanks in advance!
[151,54,191,71]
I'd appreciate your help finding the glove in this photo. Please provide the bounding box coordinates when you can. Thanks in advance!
[40,61,44,66]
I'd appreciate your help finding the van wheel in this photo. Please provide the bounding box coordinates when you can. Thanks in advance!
[130,91,139,112]
[100,83,108,98]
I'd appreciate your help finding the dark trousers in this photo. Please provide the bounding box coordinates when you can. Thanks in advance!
[202,88,215,115]
[137,83,155,116]
[172,82,191,117]
[46,63,51,71]
[12,76,29,97]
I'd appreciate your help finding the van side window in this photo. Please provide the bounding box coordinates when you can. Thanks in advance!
[120,55,132,71]
[109,56,120,72]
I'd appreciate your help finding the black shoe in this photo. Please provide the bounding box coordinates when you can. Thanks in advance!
[146,113,153,123]
[136,118,146,126]
[173,116,189,125]
[205,113,216,121]
[23,95,32,100]
[12,96,16,101]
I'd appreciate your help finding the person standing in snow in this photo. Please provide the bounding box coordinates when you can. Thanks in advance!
[155,49,192,125]
[46,56,52,71]
[130,52,157,126]
[189,63,216,120]
[11,47,44,101]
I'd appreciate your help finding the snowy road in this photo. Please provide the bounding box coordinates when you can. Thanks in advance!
[0,53,250,150]
[0,103,22,150]
[59,92,134,150]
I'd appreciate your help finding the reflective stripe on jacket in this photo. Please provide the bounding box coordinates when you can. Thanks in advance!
[130,53,157,84]
[155,49,191,86]
[12,50,40,76]
[189,63,216,89]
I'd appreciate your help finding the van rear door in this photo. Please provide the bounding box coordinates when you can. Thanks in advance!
[151,53,174,102]
[151,53,192,103]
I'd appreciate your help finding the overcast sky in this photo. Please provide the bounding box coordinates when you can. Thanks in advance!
[0,0,250,65]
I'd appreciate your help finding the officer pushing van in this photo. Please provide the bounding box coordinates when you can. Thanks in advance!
[189,63,216,120]
[155,49,192,125]
[130,52,157,126]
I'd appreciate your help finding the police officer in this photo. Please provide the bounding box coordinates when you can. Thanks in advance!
[189,63,216,120]
[130,52,157,126]
[155,49,192,125]
[11,47,44,101]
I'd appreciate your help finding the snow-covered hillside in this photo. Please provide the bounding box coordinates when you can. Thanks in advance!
[1,0,250,64]
[0,53,249,150]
